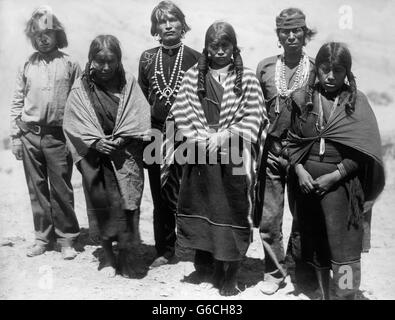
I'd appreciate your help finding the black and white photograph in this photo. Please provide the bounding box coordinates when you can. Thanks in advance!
[0,0,394,301]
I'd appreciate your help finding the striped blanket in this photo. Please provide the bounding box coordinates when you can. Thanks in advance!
[162,66,268,176]
[161,64,268,237]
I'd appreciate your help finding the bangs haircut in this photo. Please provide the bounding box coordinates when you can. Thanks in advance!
[316,42,352,72]
[198,21,243,98]
[88,34,123,63]
[25,8,68,49]
[306,42,357,114]
[84,34,126,91]
[150,1,190,36]
[204,22,237,49]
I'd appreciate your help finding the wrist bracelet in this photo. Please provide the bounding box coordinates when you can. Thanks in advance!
[336,163,347,178]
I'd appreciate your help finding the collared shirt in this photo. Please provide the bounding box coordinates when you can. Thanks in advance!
[138,45,200,131]
[10,50,81,137]
[209,64,231,87]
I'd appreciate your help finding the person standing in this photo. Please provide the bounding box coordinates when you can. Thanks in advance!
[138,1,200,268]
[288,42,385,299]
[162,21,267,295]
[64,35,150,278]
[255,8,316,294]
[10,6,81,259]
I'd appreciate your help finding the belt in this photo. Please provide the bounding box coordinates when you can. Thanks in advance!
[16,118,63,135]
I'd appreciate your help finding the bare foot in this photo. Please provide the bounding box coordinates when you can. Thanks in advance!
[220,261,241,296]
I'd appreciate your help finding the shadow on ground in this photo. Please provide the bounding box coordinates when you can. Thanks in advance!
[76,227,157,279]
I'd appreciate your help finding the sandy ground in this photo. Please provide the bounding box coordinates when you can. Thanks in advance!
[0,109,394,300]
[1,0,395,300]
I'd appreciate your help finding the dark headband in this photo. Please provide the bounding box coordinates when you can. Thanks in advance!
[276,11,306,29]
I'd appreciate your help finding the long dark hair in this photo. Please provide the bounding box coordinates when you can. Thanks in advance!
[83,35,126,90]
[306,42,357,115]
[197,21,243,99]
[150,1,191,38]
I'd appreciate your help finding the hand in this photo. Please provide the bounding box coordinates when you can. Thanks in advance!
[207,131,230,154]
[112,137,126,150]
[12,139,23,160]
[93,138,117,155]
[295,164,315,194]
[312,170,341,196]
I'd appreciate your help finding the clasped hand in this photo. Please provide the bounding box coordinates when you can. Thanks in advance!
[94,136,125,155]
[207,131,230,154]
[295,164,341,196]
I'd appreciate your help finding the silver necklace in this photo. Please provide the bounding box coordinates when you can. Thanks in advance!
[152,43,185,106]
[275,52,309,97]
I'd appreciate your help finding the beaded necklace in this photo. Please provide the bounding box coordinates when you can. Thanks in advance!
[152,43,185,106]
[274,52,310,98]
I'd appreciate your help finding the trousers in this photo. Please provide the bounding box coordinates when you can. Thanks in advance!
[20,131,80,247]
[147,163,176,258]
[258,148,288,278]
[258,142,315,286]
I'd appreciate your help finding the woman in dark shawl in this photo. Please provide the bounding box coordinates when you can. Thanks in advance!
[63,35,150,278]
[287,42,385,299]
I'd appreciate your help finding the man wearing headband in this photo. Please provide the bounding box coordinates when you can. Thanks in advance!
[255,7,316,295]
[10,7,81,259]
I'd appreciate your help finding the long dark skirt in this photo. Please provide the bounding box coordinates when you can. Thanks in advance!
[177,162,251,262]
[295,159,363,268]
[77,149,139,244]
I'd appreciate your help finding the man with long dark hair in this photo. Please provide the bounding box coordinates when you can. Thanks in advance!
[138,1,200,268]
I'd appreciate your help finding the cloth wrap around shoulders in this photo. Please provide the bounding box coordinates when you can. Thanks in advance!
[287,87,385,225]
[63,74,150,239]
[161,64,268,261]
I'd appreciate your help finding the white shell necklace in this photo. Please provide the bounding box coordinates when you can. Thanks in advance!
[152,43,185,106]
[275,52,309,97]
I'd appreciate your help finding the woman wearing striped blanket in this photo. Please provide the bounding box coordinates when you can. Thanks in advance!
[161,21,268,296]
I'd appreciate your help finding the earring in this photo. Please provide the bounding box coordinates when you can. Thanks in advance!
[277,41,282,48]
[181,30,185,39]
[154,34,161,42]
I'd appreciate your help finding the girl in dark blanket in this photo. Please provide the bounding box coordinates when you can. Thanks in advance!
[287,42,385,299]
